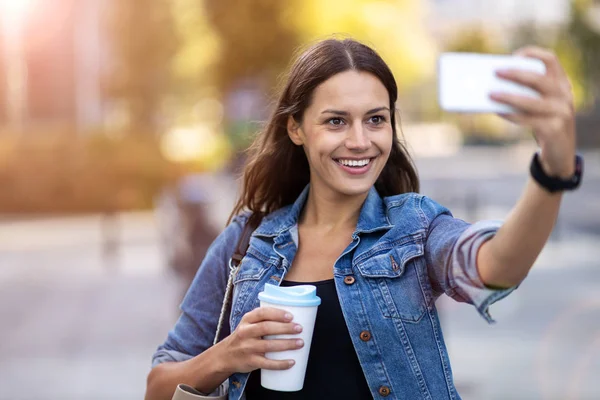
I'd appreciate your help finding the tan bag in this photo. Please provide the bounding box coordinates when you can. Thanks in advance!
[172,384,226,400]
[171,217,259,400]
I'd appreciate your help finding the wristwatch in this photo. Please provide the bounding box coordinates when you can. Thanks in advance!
[529,152,583,193]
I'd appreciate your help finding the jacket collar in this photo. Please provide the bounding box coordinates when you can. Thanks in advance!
[356,186,394,234]
[254,185,392,238]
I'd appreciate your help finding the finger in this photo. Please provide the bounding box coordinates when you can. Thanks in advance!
[242,307,293,325]
[496,112,527,125]
[497,113,566,142]
[256,357,296,371]
[495,69,554,96]
[256,337,304,354]
[497,111,536,129]
[245,321,303,338]
[490,92,550,115]
[513,46,566,79]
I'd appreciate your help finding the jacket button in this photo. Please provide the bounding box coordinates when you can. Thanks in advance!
[344,276,355,285]
[359,331,371,341]
[378,386,391,397]
[232,380,241,388]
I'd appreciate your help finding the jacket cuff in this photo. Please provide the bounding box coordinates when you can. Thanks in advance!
[450,219,517,324]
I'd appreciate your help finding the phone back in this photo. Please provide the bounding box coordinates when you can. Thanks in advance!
[438,52,546,113]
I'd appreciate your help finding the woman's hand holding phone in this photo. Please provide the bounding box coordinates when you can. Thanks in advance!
[490,47,576,178]
[438,46,576,178]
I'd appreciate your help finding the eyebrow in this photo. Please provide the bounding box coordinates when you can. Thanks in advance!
[321,107,390,116]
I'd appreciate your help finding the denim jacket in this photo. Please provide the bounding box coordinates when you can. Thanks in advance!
[152,185,516,399]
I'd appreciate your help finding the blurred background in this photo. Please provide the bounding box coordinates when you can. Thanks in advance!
[0,0,598,399]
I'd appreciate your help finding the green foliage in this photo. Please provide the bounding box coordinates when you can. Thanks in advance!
[171,0,221,100]
[566,0,600,104]
[104,0,437,138]
[289,0,437,91]
[203,0,299,94]
[554,36,588,109]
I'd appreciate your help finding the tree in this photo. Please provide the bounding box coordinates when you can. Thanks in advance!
[170,0,220,102]
[104,0,178,136]
[203,0,299,95]
[165,0,438,150]
[202,0,437,98]
[288,0,437,92]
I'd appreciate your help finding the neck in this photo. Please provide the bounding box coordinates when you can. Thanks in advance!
[300,185,368,232]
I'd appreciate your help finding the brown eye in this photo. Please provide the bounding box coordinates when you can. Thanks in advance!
[328,118,344,126]
[368,115,386,125]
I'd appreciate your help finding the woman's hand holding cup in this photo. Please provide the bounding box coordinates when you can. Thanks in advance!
[220,307,304,374]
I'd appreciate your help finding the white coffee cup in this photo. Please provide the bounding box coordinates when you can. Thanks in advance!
[257,283,321,391]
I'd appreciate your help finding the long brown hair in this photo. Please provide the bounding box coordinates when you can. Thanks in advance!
[229,38,419,226]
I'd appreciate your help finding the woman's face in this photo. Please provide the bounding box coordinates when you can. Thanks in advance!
[288,70,393,199]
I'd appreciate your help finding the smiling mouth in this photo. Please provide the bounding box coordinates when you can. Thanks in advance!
[333,157,376,168]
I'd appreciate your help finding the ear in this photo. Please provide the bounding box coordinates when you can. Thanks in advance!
[287,115,304,145]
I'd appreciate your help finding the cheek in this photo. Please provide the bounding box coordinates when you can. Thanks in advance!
[377,128,394,154]
[306,130,339,156]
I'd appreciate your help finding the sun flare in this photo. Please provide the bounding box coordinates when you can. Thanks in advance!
[0,0,35,29]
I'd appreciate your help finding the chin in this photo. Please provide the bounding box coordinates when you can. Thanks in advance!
[330,181,375,198]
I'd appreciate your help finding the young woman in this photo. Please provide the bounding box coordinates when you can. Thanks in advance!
[145,38,582,400]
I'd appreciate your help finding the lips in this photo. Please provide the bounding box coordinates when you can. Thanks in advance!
[333,156,377,175]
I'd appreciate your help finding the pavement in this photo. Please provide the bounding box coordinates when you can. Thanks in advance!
[0,145,599,400]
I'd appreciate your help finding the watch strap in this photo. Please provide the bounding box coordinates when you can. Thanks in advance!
[530,152,583,193]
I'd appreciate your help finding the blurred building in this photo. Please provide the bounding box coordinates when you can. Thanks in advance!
[0,0,110,131]
[425,0,572,51]
[577,102,600,148]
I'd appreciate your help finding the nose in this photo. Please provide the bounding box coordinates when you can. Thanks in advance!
[345,124,371,151]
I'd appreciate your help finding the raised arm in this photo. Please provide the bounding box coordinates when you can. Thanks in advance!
[477,47,579,288]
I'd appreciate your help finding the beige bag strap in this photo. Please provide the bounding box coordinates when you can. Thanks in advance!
[213,216,259,345]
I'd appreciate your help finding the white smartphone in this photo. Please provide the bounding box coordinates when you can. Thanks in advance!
[438,52,547,114]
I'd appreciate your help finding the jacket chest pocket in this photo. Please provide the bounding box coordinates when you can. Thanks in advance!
[355,234,428,323]
[230,251,278,326]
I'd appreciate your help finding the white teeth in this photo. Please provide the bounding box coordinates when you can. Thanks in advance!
[338,158,370,167]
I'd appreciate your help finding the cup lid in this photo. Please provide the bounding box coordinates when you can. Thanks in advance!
[258,283,321,307]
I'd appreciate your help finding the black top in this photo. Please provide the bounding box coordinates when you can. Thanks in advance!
[245,279,372,399]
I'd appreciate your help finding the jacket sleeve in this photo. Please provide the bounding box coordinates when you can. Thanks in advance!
[151,214,248,367]
[420,196,516,323]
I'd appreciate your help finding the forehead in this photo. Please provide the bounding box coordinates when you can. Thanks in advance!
[309,70,389,112]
